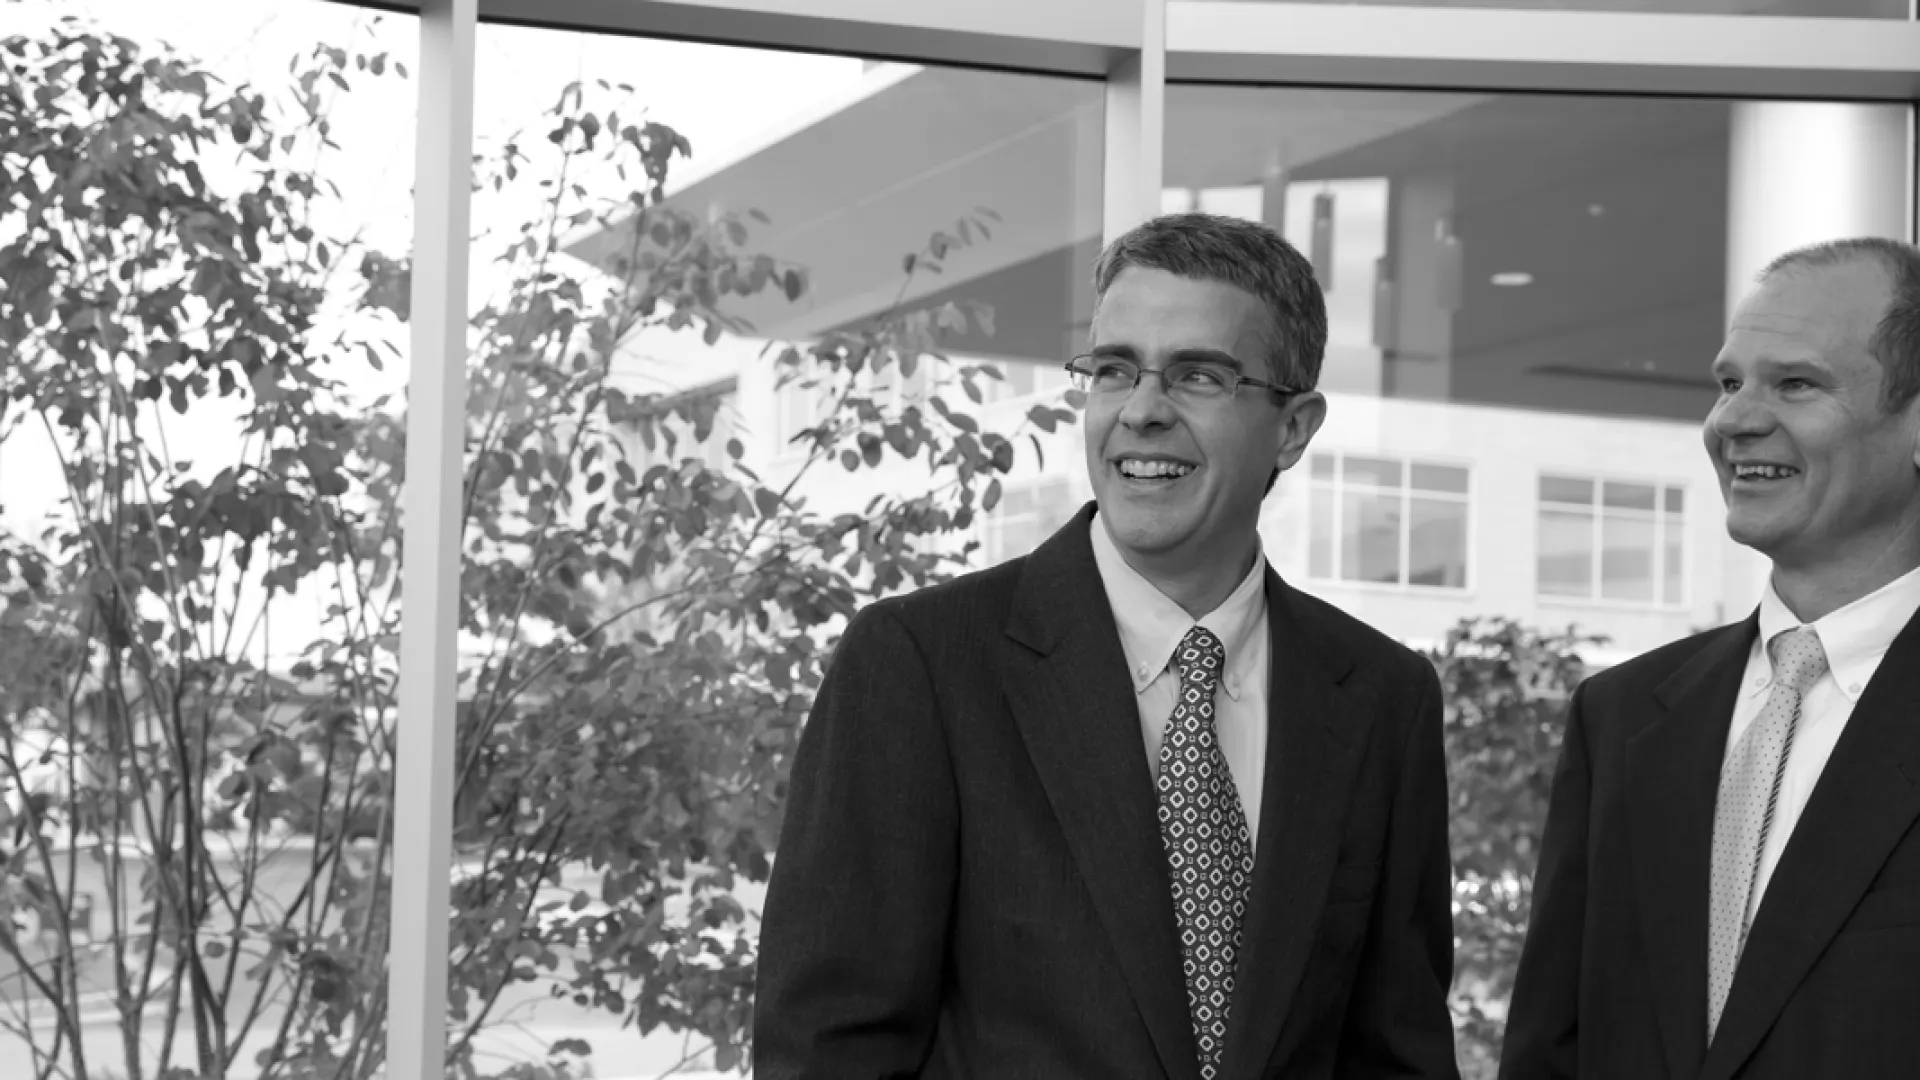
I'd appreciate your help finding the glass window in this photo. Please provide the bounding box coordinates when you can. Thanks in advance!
[0,1,417,1075]
[986,477,1080,565]
[1179,83,1904,659]
[1261,0,1905,18]
[475,25,1103,1077]
[1309,451,1470,591]
[1537,475,1688,605]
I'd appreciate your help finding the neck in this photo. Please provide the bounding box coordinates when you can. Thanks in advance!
[1771,539,1920,623]
[1120,534,1261,620]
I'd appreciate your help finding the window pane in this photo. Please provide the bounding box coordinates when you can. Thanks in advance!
[1540,476,1594,507]
[475,20,1103,1077]
[1343,455,1405,490]
[1,2,420,1076]
[1538,509,1594,597]
[1663,514,1687,605]
[1263,0,1903,17]
[1666,486,1686,515]
[1408,496,1468,589]
[1603,480,1658,512]
[1411,462,1469,495]
[1311,486,1336,578]
[1601,513,1658,602]
[1311,454,1337,480]
[1171,81,1906,650]
[1342,491,1403,584]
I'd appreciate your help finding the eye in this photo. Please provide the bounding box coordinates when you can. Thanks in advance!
[1717,377,1741,394]
[1176,364,1230,388]
[1778,376,1815,392]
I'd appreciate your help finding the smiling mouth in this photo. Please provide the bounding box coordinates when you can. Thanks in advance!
[1116,459,1196,481]
[1730,463,1800,482]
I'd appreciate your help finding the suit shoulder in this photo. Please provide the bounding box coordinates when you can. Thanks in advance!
[854,555,1026,635]
[1581,621,1745,696]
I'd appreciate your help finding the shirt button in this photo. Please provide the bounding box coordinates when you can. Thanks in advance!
[1849,684,1862,694]
[1137,663,1152,680]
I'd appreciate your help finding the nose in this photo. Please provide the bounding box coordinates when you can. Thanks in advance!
[1707,382,1775,443]
[1116,369,1179,430]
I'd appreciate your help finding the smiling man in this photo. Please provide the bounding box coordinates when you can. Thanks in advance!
[755,213,1461,1080]
[1501,238,1920,1080]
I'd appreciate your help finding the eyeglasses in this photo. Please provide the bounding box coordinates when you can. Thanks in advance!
[1063,355,1304,404]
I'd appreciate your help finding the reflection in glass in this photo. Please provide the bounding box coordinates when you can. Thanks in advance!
[1538,508,1594,597]
[1168,83,1912,657]
[1409,496,1469,588]
[1663,512,1688,605]
[1311,451,1469,590]
[1345,490,1404,584]
[1601,514,1658,602]
[1310,486,1336,578]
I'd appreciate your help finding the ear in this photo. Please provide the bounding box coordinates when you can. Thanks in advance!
[1273,391,1328,474]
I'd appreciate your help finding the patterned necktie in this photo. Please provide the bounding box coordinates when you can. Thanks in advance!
[1706,625,1828,1043]
[1156,624,1254,1080]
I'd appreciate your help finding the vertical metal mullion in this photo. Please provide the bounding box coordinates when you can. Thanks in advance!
[1103,0,1166,243]
[388,0,476,1076]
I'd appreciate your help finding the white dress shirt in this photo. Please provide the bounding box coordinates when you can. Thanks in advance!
[1729,563,1920,922]
[1090,513,1272,850]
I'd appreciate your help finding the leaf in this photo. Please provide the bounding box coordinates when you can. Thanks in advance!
[983,479,1002,512]
[1027,404,1058,434]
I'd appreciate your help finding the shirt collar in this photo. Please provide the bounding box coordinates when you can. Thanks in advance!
[1755,563,1920,703]
[1089,512,1268,698]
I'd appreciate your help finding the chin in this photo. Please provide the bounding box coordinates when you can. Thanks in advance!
[1724,514,1793,556]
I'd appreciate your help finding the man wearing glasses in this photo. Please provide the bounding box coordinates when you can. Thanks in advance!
[755,213,1460,1080]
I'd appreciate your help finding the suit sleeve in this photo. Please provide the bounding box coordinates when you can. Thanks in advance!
[752,602,958,1080]
[1496,680,1594,1080]
[1336,661,1465,1079]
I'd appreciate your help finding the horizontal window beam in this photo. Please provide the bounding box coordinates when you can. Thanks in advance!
[341,0,1138,76]
[1168,3,1920,100]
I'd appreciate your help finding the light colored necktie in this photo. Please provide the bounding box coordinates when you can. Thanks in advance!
[1706,625,1827,1042]
[1156,625,1253,1080]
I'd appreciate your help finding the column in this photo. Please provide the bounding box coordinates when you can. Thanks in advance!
[1103,0,1166,244]
[388,0,476,1075]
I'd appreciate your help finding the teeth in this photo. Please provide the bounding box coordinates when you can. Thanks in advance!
[1119,459,1195,480]
[1734,464,1798,480]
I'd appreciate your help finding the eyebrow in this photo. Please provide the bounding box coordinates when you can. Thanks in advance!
[1086,344,1246,372]
[1711,355,1837,382]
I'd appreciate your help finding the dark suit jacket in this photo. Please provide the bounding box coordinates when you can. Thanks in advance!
[754,503,1460,1080]
[1501,608,1920,1080]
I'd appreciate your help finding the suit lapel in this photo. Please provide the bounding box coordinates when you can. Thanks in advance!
[1626,616,1755,1080]
[1700,612,1920,1080]
[1219,571,1369,1080]
[1001,505,1199,1080]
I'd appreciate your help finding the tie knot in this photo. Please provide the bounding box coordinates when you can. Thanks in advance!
[1767,626,1828,695]
[1175,625,1225,686]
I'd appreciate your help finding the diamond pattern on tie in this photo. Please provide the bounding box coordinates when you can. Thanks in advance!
[1156,625,1253,1080]
[1706,625,1827,1043]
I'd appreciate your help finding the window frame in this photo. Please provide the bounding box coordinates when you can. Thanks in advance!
[1535,470,1691,610]
[1305,449,1474,595]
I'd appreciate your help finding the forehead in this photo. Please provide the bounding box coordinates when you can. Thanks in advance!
[1091,266,1272,359]
[1717,260,1891,374]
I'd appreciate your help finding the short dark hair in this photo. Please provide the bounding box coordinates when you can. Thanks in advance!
[1760,237,1920,412]
[1092,212,1328,391]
